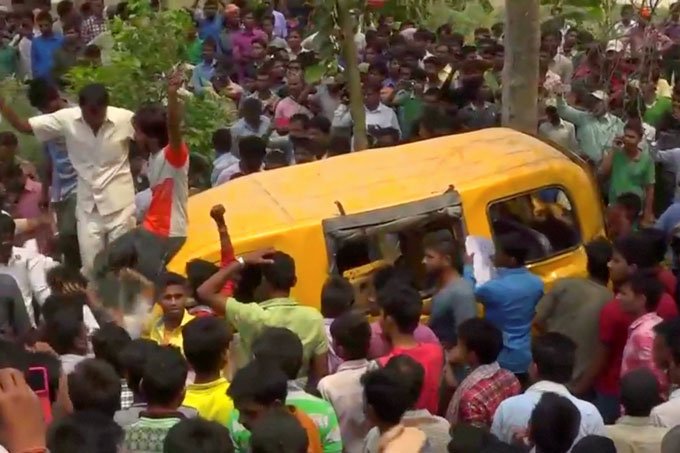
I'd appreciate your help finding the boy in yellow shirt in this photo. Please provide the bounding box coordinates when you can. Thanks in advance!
[144,272,194,354]
[182,316,235,424]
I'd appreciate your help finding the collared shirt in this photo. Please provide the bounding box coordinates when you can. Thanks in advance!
[401,409,450,453]
[229,116,271,157]
[81,16,107,44]
[621,312,666,389]
[44,136,77,202]
[30,33,63,79]
[614,20,638,37]
[323,318,343,373]
[606,415,669,453]
[190,60,215,94]
[211,152,239,186]
[609,148,655,204]
[535,277,612,381]
[232,28,268,63]
[556,96,624,163]
[0,246,58,327]
[491,380,605,447]
[538,119,580,152]
[651,388,680,428]
[272,10,287,38]
[182,377,234,425]
[144,310,195,354]
[474,267,544,373]
[29,106,136,216]
[365,103,402,137]
[318,359,370,453]
[459,102,500,131]
[456,368,522,428]
[225,297,328,378]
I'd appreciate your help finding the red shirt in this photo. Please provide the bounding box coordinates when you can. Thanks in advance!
[657,267,677,299]
[595,299,634,396]
[657,292,678,320]
[378,343,443,414]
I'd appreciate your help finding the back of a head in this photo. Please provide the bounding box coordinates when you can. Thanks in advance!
[163,418,234,453]
[186,259,220,300]
[531,333,576,384]
[48,411,124,453]
[457,318,503,365]
[238,135,267,162]
[320,275,355,319]
[182,317,232,375]
[119,338,160,394]
[262,252,297,291]
[448,424,499,453]
[613,233,657,269]
[377,283,423,334]
[92,322,132,377]
[639,227,667,265]
[141,346,188,407]
[250,408,309,453]
[571,435,616,453]
[627,270,664,313]
[252,327,303,380]
[384,354,424,409]
[496,232,530,267]
[68,359,122,417]
[529,392,581,453]
[585,238,612,283]
[45,302,85,355]
[28,77,60,111]
[620,368,661,417]
[330,310,371,361]
[228,359,288,407]
[361,367,412,425]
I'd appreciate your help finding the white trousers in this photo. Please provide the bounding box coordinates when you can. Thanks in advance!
[77,204,136,279]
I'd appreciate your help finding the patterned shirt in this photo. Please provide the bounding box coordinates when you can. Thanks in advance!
[81,16,108,44]
[458,368,522,428]
[121,379,134,410]
[621,312,666,389]
[124,413,183,453]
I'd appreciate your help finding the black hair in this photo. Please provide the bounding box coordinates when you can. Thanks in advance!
[458,318,503,365]
[330,310,371,360]
[211,128,232,153]
[531,332,576,384]
[92,323,132,377]
[186,259,220,301]
[68,359,122,417]
[320,275,355,318]
[156,272,188,297]
[449,424,505,453]
[308,115,331,134]
[227,359,288,406]
[620,368,662,416]
[183,317,232,375]
[119,338,160,395]
[252,327,303,380]
[361,367,412,425]
[141,346,188,407]
[203,36,217,50]
[368,62,388,77]
[624,270,664,312]
[56,0,74,17]
[0,131,19,148]
[41,292,87,325]
[585,238,613,283]
[372,265,416,292]
[290,113,310,129]
[238,135,267,166]
[571,436,616,453]
[0,213,16,237]
[134,103,169,148]
[46,265,89,294]
[638,228,667,265]
[250,408,308,453]
[529,393,581,453]
[163,418,234,453]
[264,150,288,168]
[423,237,463,273]
[384,354,424,409]
[654,317,680,354]
[48,411,124,453]
[413,28,435,43]
[241,97,263,114]
[261,251,296,291]
[45,303,84,355]
[78,83,109,107]
[377,283,422,334]
[613,234,657,269]
[36,10,53,23]
[621,3,634,13]
[541,29,562,42]
[496,232,529,266]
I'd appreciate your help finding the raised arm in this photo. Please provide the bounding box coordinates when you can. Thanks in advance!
[0,96,34,134]
[167,70,184,155]
[210,204,237,296]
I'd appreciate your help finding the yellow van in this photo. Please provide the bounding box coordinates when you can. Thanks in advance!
[168,127,605,309]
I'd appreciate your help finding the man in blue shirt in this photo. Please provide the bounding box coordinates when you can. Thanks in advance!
[197,0,224,42]
[474,232,544,380]
[31,12,63,80]
[190,38,216,94]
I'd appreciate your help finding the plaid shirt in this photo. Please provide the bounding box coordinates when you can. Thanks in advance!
[458,369,522,428]
[120,380,134,410]
[81,16,108,44]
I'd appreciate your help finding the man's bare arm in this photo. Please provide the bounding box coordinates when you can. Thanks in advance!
[0,97,34,134]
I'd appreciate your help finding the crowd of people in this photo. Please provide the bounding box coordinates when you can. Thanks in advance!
[7,0,680,452]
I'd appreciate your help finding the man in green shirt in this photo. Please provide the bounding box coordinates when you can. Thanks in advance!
[640,78,672,128]
[599,121,656,225]
[0,37,18,80]
[196,246,329,386]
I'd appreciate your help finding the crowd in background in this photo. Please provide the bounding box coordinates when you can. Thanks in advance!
[5,1,680,453]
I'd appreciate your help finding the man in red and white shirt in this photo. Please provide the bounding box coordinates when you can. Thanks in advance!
[619,271,667,393]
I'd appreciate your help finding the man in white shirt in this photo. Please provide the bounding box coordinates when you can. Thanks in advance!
[0,213,58,327]
[539,106,579,152]
[491,333,605,446]
[0,84,136,277]
[614,4,637,38]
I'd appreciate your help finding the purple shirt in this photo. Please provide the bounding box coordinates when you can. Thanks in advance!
[232,28,268,63]
[368,321,440,359]
[12,178,51,253]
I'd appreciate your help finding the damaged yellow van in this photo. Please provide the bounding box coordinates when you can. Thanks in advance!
[168,127,605,310]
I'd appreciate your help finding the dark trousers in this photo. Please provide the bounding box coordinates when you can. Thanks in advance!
[53,194,81,270]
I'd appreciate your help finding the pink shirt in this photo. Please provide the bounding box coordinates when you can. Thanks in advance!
[368,322,440,359]
[621,312,667,391]
[12,178,51,253]
[274,97,312,121]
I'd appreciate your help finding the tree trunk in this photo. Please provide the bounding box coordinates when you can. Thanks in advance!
[502,0,540,133]
[337,0,368,150]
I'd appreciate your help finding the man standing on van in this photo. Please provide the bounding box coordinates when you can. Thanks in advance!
[0,84,136,277]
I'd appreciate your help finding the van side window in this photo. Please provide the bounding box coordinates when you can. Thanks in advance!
[488,188,581,263]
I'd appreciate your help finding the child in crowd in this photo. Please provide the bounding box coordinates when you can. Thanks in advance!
[182,316,234,425]
[320,275,355,374]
